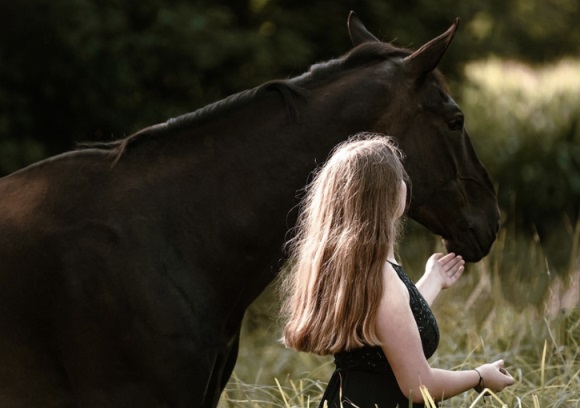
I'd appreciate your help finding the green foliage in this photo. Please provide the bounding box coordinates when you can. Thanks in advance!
[459,58,580,272]
[0,0,316,174]
[461,58,580,221]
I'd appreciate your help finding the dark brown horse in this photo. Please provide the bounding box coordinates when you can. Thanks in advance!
[0,12,498,407]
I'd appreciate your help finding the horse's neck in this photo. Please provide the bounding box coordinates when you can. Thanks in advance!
[121,73,383,200]
[108,77,383,307]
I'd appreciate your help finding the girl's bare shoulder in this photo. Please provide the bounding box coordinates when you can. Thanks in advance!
[381,261,410,307]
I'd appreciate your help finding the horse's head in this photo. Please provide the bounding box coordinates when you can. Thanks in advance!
[348,13,499,262]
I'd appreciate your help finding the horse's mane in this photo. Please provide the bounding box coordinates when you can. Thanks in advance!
[76,80,304,154]
[80,41,436,162]
[297,42,409,84]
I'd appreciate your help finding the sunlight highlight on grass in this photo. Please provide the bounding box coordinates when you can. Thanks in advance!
[469,389,508,408]
[419,385,437,408]
[541,340,547,389]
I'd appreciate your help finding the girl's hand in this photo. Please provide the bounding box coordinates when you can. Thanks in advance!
[416,252,465,305]
[424,252,465,290]
[475,360,515,393]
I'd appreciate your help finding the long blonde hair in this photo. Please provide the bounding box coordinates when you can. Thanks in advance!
[280,133,409,355]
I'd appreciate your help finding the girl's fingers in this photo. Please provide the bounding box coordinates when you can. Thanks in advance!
[438,253,455,265]
[443,256,463,273]
[452,266,464,277]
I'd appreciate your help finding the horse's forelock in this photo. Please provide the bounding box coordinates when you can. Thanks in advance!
[344,42,410,67]
[302,42,407,83]
[346,43,450,95]
[106,80,304,163]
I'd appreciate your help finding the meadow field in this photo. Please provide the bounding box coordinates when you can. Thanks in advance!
[217,217,579,408]
[218,58,580,407]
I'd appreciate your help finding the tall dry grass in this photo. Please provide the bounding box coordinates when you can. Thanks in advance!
[218,217,579,407]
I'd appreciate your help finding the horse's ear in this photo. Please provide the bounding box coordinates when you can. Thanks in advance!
[404,18,459,77]
[348,11,379,46]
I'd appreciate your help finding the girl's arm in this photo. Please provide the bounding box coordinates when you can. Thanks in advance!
[416,253,464,306]
[377,263,513,403]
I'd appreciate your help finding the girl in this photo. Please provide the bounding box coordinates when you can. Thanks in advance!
[280,133,514,407]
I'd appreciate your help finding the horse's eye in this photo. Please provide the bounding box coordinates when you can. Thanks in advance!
[448,113,464,131]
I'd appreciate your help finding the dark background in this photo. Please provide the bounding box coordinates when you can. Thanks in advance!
[1,0,578,165]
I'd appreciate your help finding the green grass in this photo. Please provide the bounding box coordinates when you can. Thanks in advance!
[218,219,580,408]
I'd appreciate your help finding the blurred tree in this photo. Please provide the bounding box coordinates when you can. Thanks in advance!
[460,57,580,273]
[0,0,317,173]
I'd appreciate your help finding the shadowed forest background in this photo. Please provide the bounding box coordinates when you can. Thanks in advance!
[0,1,579,405]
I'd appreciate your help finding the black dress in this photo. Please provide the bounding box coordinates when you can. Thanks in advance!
[318,262,440,408]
